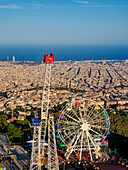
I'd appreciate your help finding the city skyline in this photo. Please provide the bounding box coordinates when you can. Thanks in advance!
[0,0,128,44]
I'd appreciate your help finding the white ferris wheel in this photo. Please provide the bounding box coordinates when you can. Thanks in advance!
[55,100,111,162]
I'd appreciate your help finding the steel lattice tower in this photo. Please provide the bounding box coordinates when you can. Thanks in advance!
[48,116,59,170]
[30,54,59,170]
[30,125,41,170]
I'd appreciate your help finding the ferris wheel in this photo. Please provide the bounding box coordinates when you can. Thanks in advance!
[55,100,111,162]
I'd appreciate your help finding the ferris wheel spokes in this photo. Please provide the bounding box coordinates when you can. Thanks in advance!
[90,118,105,124]
[88,131,100,152]
[66,132,82,160]
[86,130,93,161]
[72,109,82,122]
[89,111,103,123]
[90,125,106,130]
[80,131,84,161]
[89,128,105,138]
[86,110,98,123]
[61,127,80,144]
[60,121,78,126]
[77,106,83,120]
[65,113,81,124]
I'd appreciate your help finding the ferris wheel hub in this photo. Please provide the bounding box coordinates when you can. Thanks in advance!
[81,122,90,131]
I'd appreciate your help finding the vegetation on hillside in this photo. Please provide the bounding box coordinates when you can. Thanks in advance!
[6,124,23,143]
[107,111,128,159]
[109,112,128,137]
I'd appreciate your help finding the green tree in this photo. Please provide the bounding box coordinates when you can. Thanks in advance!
[0,114,8,132]
[6,124,23,143]
[109,112,128,137]
[15,119,29,129]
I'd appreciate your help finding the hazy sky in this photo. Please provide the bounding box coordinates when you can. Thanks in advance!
[0,0,128,44]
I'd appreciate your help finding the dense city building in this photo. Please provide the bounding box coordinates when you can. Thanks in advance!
[0,60,127,112]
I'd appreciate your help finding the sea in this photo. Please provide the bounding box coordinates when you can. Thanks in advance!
[0,44,128,62]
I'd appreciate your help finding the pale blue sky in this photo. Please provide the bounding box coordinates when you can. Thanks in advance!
[0,0,128,44]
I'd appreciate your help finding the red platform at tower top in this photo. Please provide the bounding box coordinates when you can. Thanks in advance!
[43,53,54,64]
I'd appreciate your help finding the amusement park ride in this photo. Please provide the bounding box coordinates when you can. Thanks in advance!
[30,54,59,170]
[30,54,111,170]
[56,100,110,162]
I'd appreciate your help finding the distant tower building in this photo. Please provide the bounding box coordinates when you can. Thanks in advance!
[13,56,15,62]
[7,56,9,62]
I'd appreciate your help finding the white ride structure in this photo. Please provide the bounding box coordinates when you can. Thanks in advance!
[48,116,59,170]
[30,54,59,170]
[56,100,110,161]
